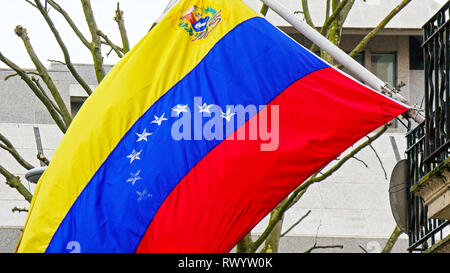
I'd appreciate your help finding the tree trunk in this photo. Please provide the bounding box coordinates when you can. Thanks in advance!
[236,233,253,253]
[382,226,403,253]
[261,210,284,253]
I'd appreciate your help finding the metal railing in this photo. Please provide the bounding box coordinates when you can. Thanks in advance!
[405,2,450,252]
[423,1,450,164]
[406,123,449,252]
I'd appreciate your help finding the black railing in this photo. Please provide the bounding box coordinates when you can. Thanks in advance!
[406,123,449,252]
[423,1,450,164]
[405,1,450,252]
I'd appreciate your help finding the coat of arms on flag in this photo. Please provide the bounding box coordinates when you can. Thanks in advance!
[177,4,225,42]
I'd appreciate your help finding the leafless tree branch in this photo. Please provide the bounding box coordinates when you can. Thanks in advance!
[347,0,412,59]
[359,245,368,253]
[382,226,403,253]
[47,59,66,66]
[81,0,106,83]
[30,76,63,117]
[309,0,350,52]
[31,0,93,96]
[0,165,33,203]
[286,188,307,210]
[368,142,388,180]
[4,71,42,81]
[46,0,92,50]
[0,51,68,132]
[12,207,29,213]
[24,0,37,8]
[114,2,130,54]
[352,155,369,168]
[280,210,311,237]
[14,25,72,126]
[260,4,269,16]
[37,152,50,166]
[300,0,316,29]
[304,243,344,253]
[97,30,124,58]
[0,133,35,170]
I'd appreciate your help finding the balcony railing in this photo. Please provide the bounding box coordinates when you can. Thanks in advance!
[406,123,449,252]
[405,1,450,252]
[423,1,450,164]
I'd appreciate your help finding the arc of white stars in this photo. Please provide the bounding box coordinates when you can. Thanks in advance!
[136,128,152,142]
[127,149,142,164]
[151,113,168,126]
[126,170,143,186]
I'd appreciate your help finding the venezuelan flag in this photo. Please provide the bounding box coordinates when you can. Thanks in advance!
[16,0,408,253]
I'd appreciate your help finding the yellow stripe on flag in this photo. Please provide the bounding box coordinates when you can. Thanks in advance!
[17,0,259,253]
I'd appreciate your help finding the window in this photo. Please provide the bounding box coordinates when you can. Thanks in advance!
[371,53,397,87]
[354,52,364,66]
[71,97,87,118]
[371,53,398,128]
[410,36,424,70]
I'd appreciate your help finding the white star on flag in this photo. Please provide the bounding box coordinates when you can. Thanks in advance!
[198,103,213,114]
[137,189,152,202]
[151,113,168,126]
[221,107,236,122]
[126,170,143,186]
[172,104,189,116]
[127,149,142,164]
[136,128,152,142]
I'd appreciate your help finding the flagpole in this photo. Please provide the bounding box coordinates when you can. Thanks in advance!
[259,0,423,123]
[150,0,180,30]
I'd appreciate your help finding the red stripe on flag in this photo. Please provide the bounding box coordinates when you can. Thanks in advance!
[136,67,408,253]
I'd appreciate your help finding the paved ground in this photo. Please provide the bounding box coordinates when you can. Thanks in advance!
[0,228,21,253]
[1,228,408,253]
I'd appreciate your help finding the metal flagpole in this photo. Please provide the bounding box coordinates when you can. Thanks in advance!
[149,0,180,31]
[259,0,423,123]
[155,0,181,24]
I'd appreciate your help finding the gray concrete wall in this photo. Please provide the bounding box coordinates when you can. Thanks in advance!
[0,64,112,124]
[0,69,59,124]
[409,70,425,108]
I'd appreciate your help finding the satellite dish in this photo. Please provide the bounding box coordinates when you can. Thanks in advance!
[25,167,47,184]
[389,159,409,233]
